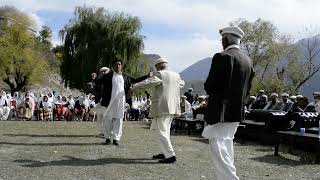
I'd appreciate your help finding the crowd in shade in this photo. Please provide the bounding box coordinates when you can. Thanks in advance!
[245,90,320,113]
[0,88,153,122]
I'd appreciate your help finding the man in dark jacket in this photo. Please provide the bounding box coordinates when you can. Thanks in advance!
[203,26,254,180]
[98,59,149,145]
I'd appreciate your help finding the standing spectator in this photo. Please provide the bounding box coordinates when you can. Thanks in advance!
[203,26,254,179]
[184,88,194,104]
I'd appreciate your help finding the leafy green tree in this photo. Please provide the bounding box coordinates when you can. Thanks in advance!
[59,6,144,90]
[231,19,301,95]
[0,6,50,94]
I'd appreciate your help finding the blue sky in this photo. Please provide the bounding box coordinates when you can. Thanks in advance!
[2,0,320,72]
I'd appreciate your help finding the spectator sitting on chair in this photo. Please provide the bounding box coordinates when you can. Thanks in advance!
[184,88,194,104]
[39,95,53,121]
[289,95,297,103]
[245,96,256,111]
[192,96,207,119]
[263,93,282,111]
[180,95,192,117]
[252,90,268,109]
[279,93,293,112]
[0,90,10,120]
[305,92,320,112]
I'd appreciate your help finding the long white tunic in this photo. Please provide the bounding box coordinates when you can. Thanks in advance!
[104,72,125,119]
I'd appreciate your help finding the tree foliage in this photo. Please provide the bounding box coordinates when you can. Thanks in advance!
[59,6,145,90]
[0,6,50,94]
[231,19,303,95]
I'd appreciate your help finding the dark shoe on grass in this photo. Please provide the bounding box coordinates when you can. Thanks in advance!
[104,138,111,145]
[113,140,119,146]
[159,156,176,163]
[152,154,165,159]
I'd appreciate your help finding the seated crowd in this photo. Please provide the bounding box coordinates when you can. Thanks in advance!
[245,89,320,113]
[0,88,153,122]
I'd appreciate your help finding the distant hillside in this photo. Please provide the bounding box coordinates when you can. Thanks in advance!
[137,54,161,72]
[179,57,211,81]
[179,36,320,98]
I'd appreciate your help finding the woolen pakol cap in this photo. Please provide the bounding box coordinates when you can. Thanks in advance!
[154,57,168,66]
[219,26,244,39]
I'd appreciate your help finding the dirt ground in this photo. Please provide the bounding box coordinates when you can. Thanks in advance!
[0,121,320,180]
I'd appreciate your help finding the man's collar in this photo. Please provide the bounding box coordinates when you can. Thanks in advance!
[113,71,123,75]
[225,44,240,51]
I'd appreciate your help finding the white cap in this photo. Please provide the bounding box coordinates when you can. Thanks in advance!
[281,93,289,97]
[313,92,320,97]
[188,88,193,91]
[219,26,244,39]
[100,67,110,72]
[198,96,206,99]
[270,93,278,97]
[181,95,187,99]
[154,57,168,66]
[258,90,265,93]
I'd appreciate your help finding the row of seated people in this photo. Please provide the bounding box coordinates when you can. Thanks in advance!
[0,90,97,121]
[245,91,320,113]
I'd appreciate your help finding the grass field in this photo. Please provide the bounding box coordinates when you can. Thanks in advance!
[0,121,320,180]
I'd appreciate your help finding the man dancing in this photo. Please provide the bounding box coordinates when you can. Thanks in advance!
[99,59,149,145]
[131,57,185,163]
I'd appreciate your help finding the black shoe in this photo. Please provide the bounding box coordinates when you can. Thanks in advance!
[159,156,176,163]
[113,140,119,146]
[152,154,165,159]
[104,138,111,145]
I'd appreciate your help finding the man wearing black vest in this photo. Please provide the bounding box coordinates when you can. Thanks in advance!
[203,26,254,180]
[99,59,149,145]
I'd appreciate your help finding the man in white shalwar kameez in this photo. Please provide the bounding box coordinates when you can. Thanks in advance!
[98,59,149,145]
[131,57,185,163]
[0,90,11,121]
[203,26,254,179]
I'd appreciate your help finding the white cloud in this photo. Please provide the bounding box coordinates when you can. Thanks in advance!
[144,34,220,72]
[2,0,320,71]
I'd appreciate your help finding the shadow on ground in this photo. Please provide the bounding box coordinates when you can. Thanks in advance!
[3,134,97,138]
[15,156,160,167]
[250,154,307,166]
[191,138,209,144]
[0,142,104,146]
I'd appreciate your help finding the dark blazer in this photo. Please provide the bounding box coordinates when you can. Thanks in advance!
[98,71,149,108]
[204,47,255,125]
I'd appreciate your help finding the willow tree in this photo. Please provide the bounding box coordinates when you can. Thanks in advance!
[0,6,49,94]
[59,6,145,90]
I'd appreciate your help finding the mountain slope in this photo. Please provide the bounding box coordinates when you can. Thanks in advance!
[179,57,212,81]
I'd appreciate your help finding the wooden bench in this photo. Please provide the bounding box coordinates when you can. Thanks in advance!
[172,117,204,135]
[274,130,320,163]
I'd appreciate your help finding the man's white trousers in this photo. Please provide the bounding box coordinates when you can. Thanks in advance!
[152,115,175,158]
[203,122,240,180]
[103,116,123,141]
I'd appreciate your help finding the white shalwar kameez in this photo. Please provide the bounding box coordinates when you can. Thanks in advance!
[0,94,10,121]
[103,72,125,141]
[202,121,240,180]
